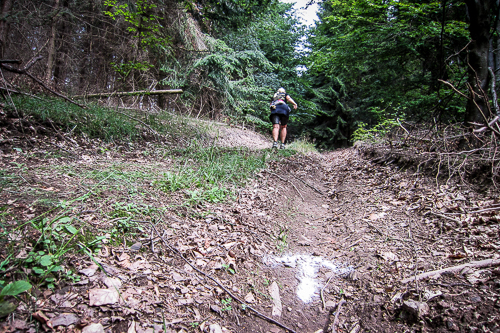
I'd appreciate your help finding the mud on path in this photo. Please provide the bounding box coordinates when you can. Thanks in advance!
[1,121,500,333]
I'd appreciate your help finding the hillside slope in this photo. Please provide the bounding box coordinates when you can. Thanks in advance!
[0,118,499,333]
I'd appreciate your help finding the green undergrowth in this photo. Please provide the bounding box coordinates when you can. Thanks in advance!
[1,96,301,314]
[155,141,295,204]
[7,96,204,143]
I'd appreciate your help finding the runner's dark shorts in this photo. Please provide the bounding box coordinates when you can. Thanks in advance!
[270,114,289,126]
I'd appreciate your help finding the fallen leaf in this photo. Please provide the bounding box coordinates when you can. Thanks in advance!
[244,292,255,303]
[48,313,80,327]
[89,289,119,306]
[102,277,122,289]
[79,264,98,277]
[118,253,130,262]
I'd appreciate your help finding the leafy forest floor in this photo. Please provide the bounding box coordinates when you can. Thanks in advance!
[1,109,500,333]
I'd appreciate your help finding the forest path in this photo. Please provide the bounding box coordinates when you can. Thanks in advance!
[1,120,499,333]
[206,122,499,332]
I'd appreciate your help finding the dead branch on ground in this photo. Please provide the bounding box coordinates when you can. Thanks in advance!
[401,258,500,284]
[149,221,298,333]
[0,56,86,109]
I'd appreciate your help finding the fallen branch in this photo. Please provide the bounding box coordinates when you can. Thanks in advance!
[466,206,500,214]
[0,59,22,64]
[265,170,304,201]
[149,221,297,333]
[321,274,334,310]
[292,175,325,196]
[332,300,346,333]
[0,56,86,109]
[401,258,500,284]
[430,211,461,224]
[74,89,183,98]
[438,79,470,100]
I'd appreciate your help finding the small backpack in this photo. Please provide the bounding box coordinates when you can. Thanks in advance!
[270,92,286,110]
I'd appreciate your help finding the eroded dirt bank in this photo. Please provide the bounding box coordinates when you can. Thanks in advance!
[1,128,499,332]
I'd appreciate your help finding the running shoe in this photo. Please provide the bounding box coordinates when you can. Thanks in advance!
[272,141,278,149]
[280,143,285,149]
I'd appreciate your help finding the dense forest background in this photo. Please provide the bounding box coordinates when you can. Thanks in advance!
[0,0,499,148]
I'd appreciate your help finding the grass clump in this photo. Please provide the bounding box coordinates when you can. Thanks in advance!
[155,142,295,204]
[7,96,201,143]
[287,139,318,154]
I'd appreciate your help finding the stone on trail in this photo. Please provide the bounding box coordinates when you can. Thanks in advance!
[269,281,282,317]
[402,300,429,319]
[209,324,223,333]
[130,242,142,251]
[82,323,105,333]
[244,292,256,303]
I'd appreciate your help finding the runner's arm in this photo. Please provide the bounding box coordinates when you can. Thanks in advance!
[286,95,298,109]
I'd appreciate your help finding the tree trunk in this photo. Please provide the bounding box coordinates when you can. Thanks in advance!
[45,0,60,85]
[0,0,13,58]
[53,0,69,89]
[464,0,495,125]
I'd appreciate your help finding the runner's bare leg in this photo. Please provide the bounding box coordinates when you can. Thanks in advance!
[272,124,280,142]
[280,125,287,144]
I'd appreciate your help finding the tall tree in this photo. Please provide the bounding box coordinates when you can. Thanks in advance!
[464,0,496,124]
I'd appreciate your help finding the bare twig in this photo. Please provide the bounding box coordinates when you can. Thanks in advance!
[149,222,297,333]
[265,170,304,201]
[430,211,461,224]
[401,258,500,284]
[0,56,86,109]
[321,274,334,310]
[292,175,325,195]
[438,79,470,100]
[331,300,346,333]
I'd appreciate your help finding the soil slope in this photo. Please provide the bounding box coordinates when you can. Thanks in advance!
[1,120,499,333]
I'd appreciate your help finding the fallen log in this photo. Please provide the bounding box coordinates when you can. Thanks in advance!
[401,258,500,284]
[0,59,22,64]
[0,56,86,109]
[74,89,183,98]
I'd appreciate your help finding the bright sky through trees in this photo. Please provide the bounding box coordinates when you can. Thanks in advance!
[281,0,319,26]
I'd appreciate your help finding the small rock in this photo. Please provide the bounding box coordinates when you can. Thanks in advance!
[82,323,105,333]
[209,324,223,333]
[287,307,292,312]
[211,304,222,314]
[244,292,256,303]
[470,295,482,303]
[325,301,336,309]
[402,300,429,319]
[446,319,459,331]
[130,242,142,251]
[373,295,384,304]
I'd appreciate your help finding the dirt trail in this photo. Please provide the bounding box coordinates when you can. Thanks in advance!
[1,121,499,333]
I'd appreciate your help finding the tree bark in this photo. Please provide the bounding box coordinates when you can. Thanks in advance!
[53,0,69,88]
[0,0,13,58]
[464,0,495,125]
[45,0,60,85]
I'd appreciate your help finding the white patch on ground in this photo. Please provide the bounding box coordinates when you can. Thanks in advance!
[265,254,353,303]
